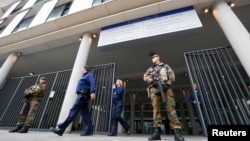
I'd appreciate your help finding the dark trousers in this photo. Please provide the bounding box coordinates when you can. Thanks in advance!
[110,100,129,134]
[58,94,92,133]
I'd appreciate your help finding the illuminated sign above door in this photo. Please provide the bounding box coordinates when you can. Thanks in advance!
[98,6,202,47]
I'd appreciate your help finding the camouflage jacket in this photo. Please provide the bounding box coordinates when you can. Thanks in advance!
[24,83,47,101]
[143,62,175,97]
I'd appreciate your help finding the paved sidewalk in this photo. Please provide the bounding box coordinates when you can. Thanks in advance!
[0,129,207,141]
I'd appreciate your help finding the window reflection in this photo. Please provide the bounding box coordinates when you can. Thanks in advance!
[13,16,34,33]
[46,2,72,22]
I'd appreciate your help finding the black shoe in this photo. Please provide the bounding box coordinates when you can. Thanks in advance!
[51,127,64,136]
[80,132,93,136]
[125,129,131,135]
[107,133,117,136]
[148,127,161,140]
[19,126,29,133]
[9,126,22,133]
[174,129,185,141]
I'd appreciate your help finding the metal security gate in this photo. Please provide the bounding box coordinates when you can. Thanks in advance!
[0,63,115,133]
[184,46,250,136]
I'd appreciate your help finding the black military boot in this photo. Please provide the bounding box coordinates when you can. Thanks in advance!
[148,127,161,140]
[174,129,185,141]
[9,126,22,133]
[19,126,29,133]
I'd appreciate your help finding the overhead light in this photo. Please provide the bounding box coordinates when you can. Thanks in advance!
[16,52,22,56]
[78,36,82,41]
[92,33,97,38]
[29,72,34,76]
[203,7,210,14]
[228,1,235,8]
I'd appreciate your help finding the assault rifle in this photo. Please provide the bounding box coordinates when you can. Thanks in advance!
[151,69,167,104]
[24,94,32,104]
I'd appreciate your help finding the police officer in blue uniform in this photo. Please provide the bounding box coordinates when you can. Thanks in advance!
[51,65,96,136]
[108,79,130,136]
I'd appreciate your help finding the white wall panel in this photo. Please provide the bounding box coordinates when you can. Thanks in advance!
[21,0,37,10]
[29,0,58,27]
[68,0,93,14]
[0,0,21,19]
[0,9,28,37]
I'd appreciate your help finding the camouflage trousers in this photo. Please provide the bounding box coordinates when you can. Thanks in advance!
[16,100,40,127]
[151,88,182,129]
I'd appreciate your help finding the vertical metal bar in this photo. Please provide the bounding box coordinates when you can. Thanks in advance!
[190,52,209,136]
[89,66,101,131]
[208,49,235,124]
[216,48,244,123]
[241,99,250,117]
[202,49,226,124]
[224,47,250,98]
[184,46,250,127]
[224,47,250,122]
[184,52,207,135]
[0,78,24,123]
[98,64,109,132]
[85,63,115,133]
[236,99,249,122]
[94,65,104,132]
[38,72,59,129]
[195,53,213,125]
[195,51,218,124]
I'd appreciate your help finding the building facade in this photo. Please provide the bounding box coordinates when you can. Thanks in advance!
[1,0,250,136]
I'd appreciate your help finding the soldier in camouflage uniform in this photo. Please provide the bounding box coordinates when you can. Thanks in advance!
[9,76,47,133]
[143,53,184,141]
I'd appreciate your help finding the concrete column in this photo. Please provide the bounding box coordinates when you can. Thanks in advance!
[0,52,20,87]
[130,92,135,134]
[57,33,93,133]
[212,0,250,78]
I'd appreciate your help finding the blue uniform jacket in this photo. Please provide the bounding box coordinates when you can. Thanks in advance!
[76,72,96,94]
[112,86,124,101]
[188,90,202,108]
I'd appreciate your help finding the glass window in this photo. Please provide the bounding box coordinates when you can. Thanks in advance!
[175,103,180,109]
[182,102,187,109]
[135,104,140,111]
[0,27,5,34]
[35,0,45,4]
[124,105,130,111]
[1,1,21,19]
[144,103,152,111]
[135,112,140,117]
[161,104,165,109]
[12,16,34,33]
[92,0,110,6]
[10,7,22,15]
[21,0,39,10]
[144,112,152,118]
[184,110,189,117]
[46,2,72,22]
[124,111,130,119]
